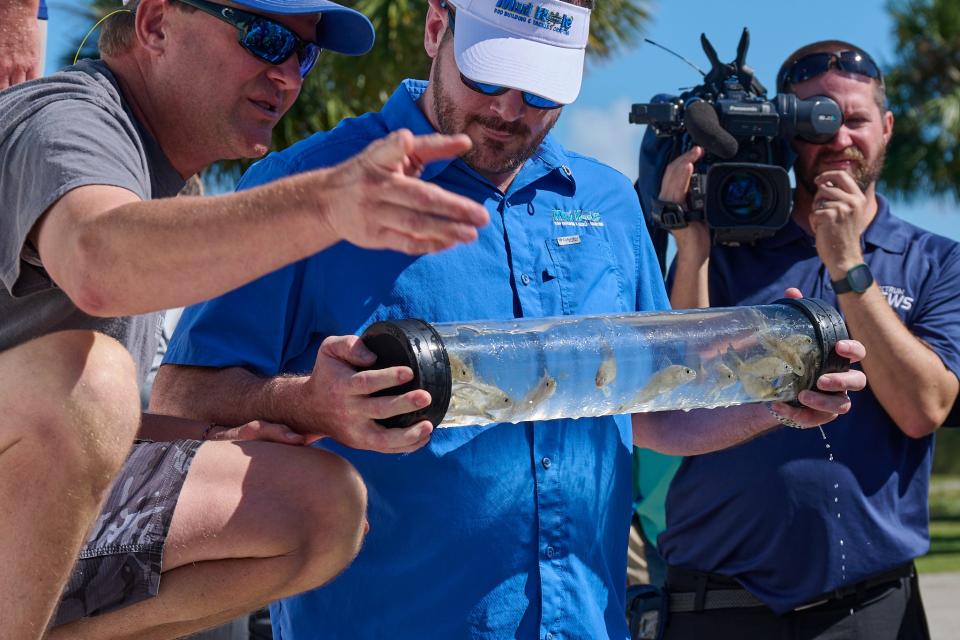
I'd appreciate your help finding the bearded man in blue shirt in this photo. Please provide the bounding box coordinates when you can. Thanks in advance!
[153,7,867,639]
[654,40,960,640]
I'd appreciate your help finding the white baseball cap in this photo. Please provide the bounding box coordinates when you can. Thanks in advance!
[447,0,591,105]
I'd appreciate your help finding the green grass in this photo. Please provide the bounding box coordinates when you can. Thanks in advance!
[916,519,960,574]
[917,475,960,574]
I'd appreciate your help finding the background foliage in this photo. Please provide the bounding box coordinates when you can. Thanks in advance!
[882,0,960,200]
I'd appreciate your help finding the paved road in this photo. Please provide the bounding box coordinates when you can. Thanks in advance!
[921,572,960,639]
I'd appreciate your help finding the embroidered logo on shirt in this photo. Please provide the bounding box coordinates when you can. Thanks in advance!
[494,0,574,35]
[879,284,914,311]
[552,209,603,227]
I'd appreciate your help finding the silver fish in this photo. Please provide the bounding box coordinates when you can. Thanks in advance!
[595,346,618,388]
[760,333,815,377]
[739,355,794,381]
[447,380,515,423]
[447,353,475,383]
[712,361,738,389]
[522,373,558,409]
[630,364,698,407]
[740,373,778,400]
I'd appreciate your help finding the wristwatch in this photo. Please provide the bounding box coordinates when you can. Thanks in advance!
[651,198,688,229]
[831,263,874,294]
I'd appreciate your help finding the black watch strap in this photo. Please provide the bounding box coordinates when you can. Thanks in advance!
[651,198,687,229]
[832,263,874,294]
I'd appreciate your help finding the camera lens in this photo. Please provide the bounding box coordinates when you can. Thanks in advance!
[719,171,768,218]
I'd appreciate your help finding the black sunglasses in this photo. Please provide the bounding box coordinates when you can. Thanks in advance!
[175,0,321,78]
[779,50,883,90]
[442,3,563,110]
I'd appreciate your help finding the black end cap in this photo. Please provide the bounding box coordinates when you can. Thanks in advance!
[359,319,451,429]
[774,297,850,386]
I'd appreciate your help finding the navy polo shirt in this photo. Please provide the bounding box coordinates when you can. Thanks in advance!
[660,195,960,613]
[165,80,670,639]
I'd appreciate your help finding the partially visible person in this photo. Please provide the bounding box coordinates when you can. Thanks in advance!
[152,4,867,638]
[0,0,45,90]
[628,448,681,587]
[654,40,960,639]
[0,1,489,638]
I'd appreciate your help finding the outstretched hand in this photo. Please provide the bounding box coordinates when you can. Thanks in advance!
[321,129,490,256]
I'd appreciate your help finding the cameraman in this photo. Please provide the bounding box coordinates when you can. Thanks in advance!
[653,40,960,639]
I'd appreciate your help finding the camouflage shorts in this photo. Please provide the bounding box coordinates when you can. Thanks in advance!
[51,439,201,627]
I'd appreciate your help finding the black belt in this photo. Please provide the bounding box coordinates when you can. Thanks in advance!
[665,563,914,614]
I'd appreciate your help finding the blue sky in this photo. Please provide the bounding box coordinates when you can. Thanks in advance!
[45,0,960,240]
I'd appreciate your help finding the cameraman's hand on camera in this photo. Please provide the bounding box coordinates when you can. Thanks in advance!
[293,335,434,454]
[660,146,710,258]
[661,146,711,308]
[810,170,868,279]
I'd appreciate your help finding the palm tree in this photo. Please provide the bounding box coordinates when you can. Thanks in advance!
[881,0,960,200]
[71,0,651,182]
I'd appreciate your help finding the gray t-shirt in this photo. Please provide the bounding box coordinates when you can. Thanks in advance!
[0,60,185,385]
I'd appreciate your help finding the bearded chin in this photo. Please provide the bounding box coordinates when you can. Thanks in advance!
[797,143,887,195]
[429,54,557,177]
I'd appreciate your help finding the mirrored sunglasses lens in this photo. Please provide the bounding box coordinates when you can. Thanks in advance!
[524,93,561,109]
[298,44,321,77]
[838,51,880,79]
[468,78,507,96]
[790,53,833,85]
[244,20,297,64]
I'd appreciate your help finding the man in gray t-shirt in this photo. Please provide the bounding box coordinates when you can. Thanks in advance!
[0,1,489,638]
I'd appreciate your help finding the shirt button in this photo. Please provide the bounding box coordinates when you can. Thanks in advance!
[541,457,551,469]
[561,165,572,177]
[520,273,532,286]
[546,546,555,559]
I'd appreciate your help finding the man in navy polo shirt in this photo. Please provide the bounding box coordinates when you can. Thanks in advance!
[655,40,960,639]
[153,10,866,639]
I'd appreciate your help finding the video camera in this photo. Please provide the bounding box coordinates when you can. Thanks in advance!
[630,29,843,245]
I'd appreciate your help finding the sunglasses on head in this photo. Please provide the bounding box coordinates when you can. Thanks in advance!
[175,0,321,78]
[780,50,882,90]
[442,3,563,110]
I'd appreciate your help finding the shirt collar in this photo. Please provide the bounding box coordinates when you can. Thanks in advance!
[381,79,575,189]
[862,193,909,253]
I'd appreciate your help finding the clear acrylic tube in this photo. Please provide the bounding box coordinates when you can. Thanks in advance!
[360,298,848,428]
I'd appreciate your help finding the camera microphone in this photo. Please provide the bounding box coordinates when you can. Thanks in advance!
[685,100,739,159]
